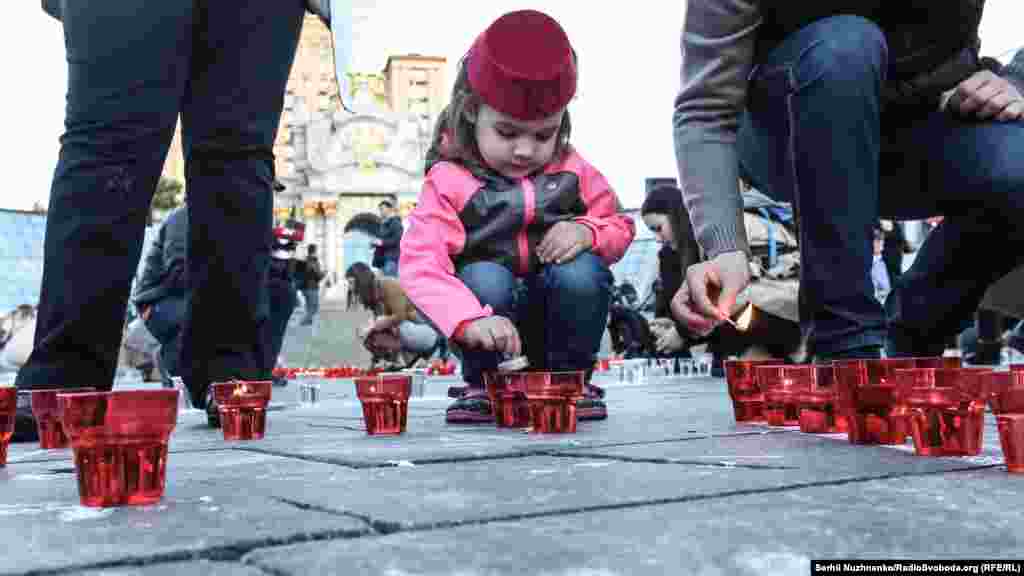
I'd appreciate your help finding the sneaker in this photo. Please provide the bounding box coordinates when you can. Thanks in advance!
[205,387,220,428]
[12,390,38,443]
[445,388,493,424]
[576,384,607,421]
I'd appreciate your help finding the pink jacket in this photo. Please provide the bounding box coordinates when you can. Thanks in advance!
[399,149,635,338]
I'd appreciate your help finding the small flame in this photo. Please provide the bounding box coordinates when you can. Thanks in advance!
[735,304,754,332]
[232,382,250,397]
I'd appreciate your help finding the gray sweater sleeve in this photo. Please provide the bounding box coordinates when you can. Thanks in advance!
[673,0,761,259]
[1003,48,1024,93]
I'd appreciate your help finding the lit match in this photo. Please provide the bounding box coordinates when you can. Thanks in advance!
[724,303,754,332]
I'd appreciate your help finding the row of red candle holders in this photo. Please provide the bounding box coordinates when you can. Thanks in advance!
[0,368,589,508]
[273,359,458,379]
[724,358,1024,471]
[273,366,385,379]
[0,374,417,508]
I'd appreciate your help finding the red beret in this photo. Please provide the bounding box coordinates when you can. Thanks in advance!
[467,10,577,121]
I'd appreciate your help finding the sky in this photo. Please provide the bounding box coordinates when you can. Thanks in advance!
[1,1,1021,212]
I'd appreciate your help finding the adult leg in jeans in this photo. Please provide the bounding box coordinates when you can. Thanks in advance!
[177,1,305,408]
[302,288,319,323]
[737,15,888,359]
[16,2,195,400]
[881,111,1024,356]
[264,274,297,371]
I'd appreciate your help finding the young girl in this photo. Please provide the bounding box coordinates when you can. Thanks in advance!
[399,10,635,423]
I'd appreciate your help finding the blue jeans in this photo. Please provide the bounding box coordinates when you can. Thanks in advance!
[266,274,297,366]
[302,288,320,321]
[379,258,399,278]
[143,296,186,384]
[737,15,1024,357]
[457,253,613,388]
[16,1,305,407]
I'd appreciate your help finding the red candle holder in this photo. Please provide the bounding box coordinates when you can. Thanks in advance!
[211,380,273,441]
[989,371,1024,414]
[58,390,179,507]
[0,387,15,467]
[355,374,411,435]
[30,387,96,449]
[485,372,530,428]
[524,371,584,434]
[997,413,1024,473]
[798,365,845,433]
[723,359,781,423]
[905,379,983,455]
[834,359,916,445]
[755,365,811,426]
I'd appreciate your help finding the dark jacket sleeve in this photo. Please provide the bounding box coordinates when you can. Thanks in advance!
[41,0,61,20]
[133,224,169,307]
[134,208,188,306]
[378,218,404,249]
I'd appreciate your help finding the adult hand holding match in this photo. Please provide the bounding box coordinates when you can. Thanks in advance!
[671,251,751,336]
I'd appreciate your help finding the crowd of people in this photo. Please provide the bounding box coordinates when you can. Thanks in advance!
[9,2,1024,439]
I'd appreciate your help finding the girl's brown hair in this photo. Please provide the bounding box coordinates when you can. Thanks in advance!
[424,53,575,176]
[344,262,380,313]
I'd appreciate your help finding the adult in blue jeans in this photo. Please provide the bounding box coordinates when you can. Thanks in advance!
[672,2,1024,361]
[15,1,307,430]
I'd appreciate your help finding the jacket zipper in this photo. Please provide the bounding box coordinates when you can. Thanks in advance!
[517,178,536,274]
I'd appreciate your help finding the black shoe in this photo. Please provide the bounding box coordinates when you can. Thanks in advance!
[967,339,1002,366]
[884,288,946,358]
[12,390,38,443]
[205,387,220,428]
[576,384,607,421]
[445,389,493,424]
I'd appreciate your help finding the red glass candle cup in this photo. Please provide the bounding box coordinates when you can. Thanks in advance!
[756,365,811,426]
[30,387,96,449]
[723,359,780,423]
[990,371,1024,414]
[0,387,15,467]
[211,380,273,441]
[997,414,1024,473]
[485,372,530,428]
[58,390,179,507]
[355,374,411,435]
[896,368,991,456]
[798,365,845,433]
[524,371,585,433]
[834,359,917,445]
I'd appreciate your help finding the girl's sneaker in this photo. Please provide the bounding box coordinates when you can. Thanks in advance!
[446,388,494,423]
[576,384,607,421]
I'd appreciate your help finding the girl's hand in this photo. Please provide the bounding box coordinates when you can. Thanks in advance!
[671,251,751,336]
[537,221,593,265]
[457,316,522,356]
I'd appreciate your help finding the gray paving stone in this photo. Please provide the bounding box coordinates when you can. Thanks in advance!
[0,451,367,575]
[251,454,797,528]
[246,470,1024,576]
